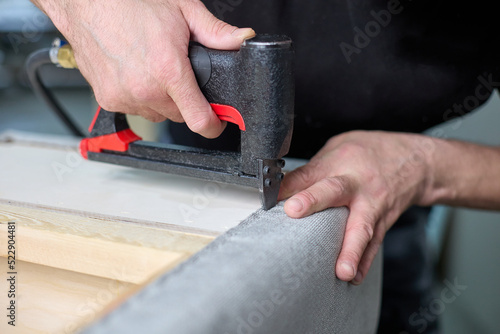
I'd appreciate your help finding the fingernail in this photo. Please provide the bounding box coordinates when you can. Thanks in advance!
[352,271,363,285]
[287,198,303,213]
[340,262,355,279]
[232,28,256,40]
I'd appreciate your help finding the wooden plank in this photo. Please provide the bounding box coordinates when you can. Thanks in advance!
[0,258,136,334]
[0,203,214,284]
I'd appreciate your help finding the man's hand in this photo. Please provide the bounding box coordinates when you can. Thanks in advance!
[32,0,255,138]
[278,131,435,285]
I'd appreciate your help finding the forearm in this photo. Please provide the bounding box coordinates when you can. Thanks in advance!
[422,137,500,210]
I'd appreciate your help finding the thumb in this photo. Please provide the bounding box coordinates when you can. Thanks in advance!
[183,2,255,50]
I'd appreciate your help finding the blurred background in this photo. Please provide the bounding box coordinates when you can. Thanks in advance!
[1,1,499,333]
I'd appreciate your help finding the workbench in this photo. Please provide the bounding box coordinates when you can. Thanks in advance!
[0,131,382,334]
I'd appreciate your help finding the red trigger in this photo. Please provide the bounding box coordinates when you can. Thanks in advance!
[210,103,246,131]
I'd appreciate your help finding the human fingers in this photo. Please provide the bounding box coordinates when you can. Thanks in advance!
[283,175,356,218]
[335,201,380,282]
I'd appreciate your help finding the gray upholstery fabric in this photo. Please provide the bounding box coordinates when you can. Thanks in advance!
[82,203,382,334]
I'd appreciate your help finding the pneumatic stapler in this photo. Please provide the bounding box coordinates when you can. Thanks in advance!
[28,35,295,209]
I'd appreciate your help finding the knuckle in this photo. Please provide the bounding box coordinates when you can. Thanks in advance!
[342,248,363,265]
[164,66,185,89]
[94,93,123,112]
[362,167,379,184]
[147,113,167,123]
[325,135,342,148]
[336,142,364,158]
[140,112,156,122]
[129,82,154,103]
[323,176,349,194]
[210,19,233,36]
[347,219,375,243]
[348,130,365,137]
[187,111,212,133]
[298,190,319,208]
[152,59,189,96]
[360,202,380,223]
[160,60,202,104]
[293,165,316,185]
[358,219,375,241]
[157,58,190,93]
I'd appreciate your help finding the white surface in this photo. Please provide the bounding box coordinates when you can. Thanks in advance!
[0,132,264,234]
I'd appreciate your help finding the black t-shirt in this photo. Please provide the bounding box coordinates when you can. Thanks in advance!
[170,0,500,158]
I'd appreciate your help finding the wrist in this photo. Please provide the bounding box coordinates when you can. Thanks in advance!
[416,136,456,206]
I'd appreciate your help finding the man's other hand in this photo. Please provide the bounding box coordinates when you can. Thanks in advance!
[278,131,435,285]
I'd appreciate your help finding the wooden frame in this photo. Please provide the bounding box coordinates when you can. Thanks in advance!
[0,202,215,333]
